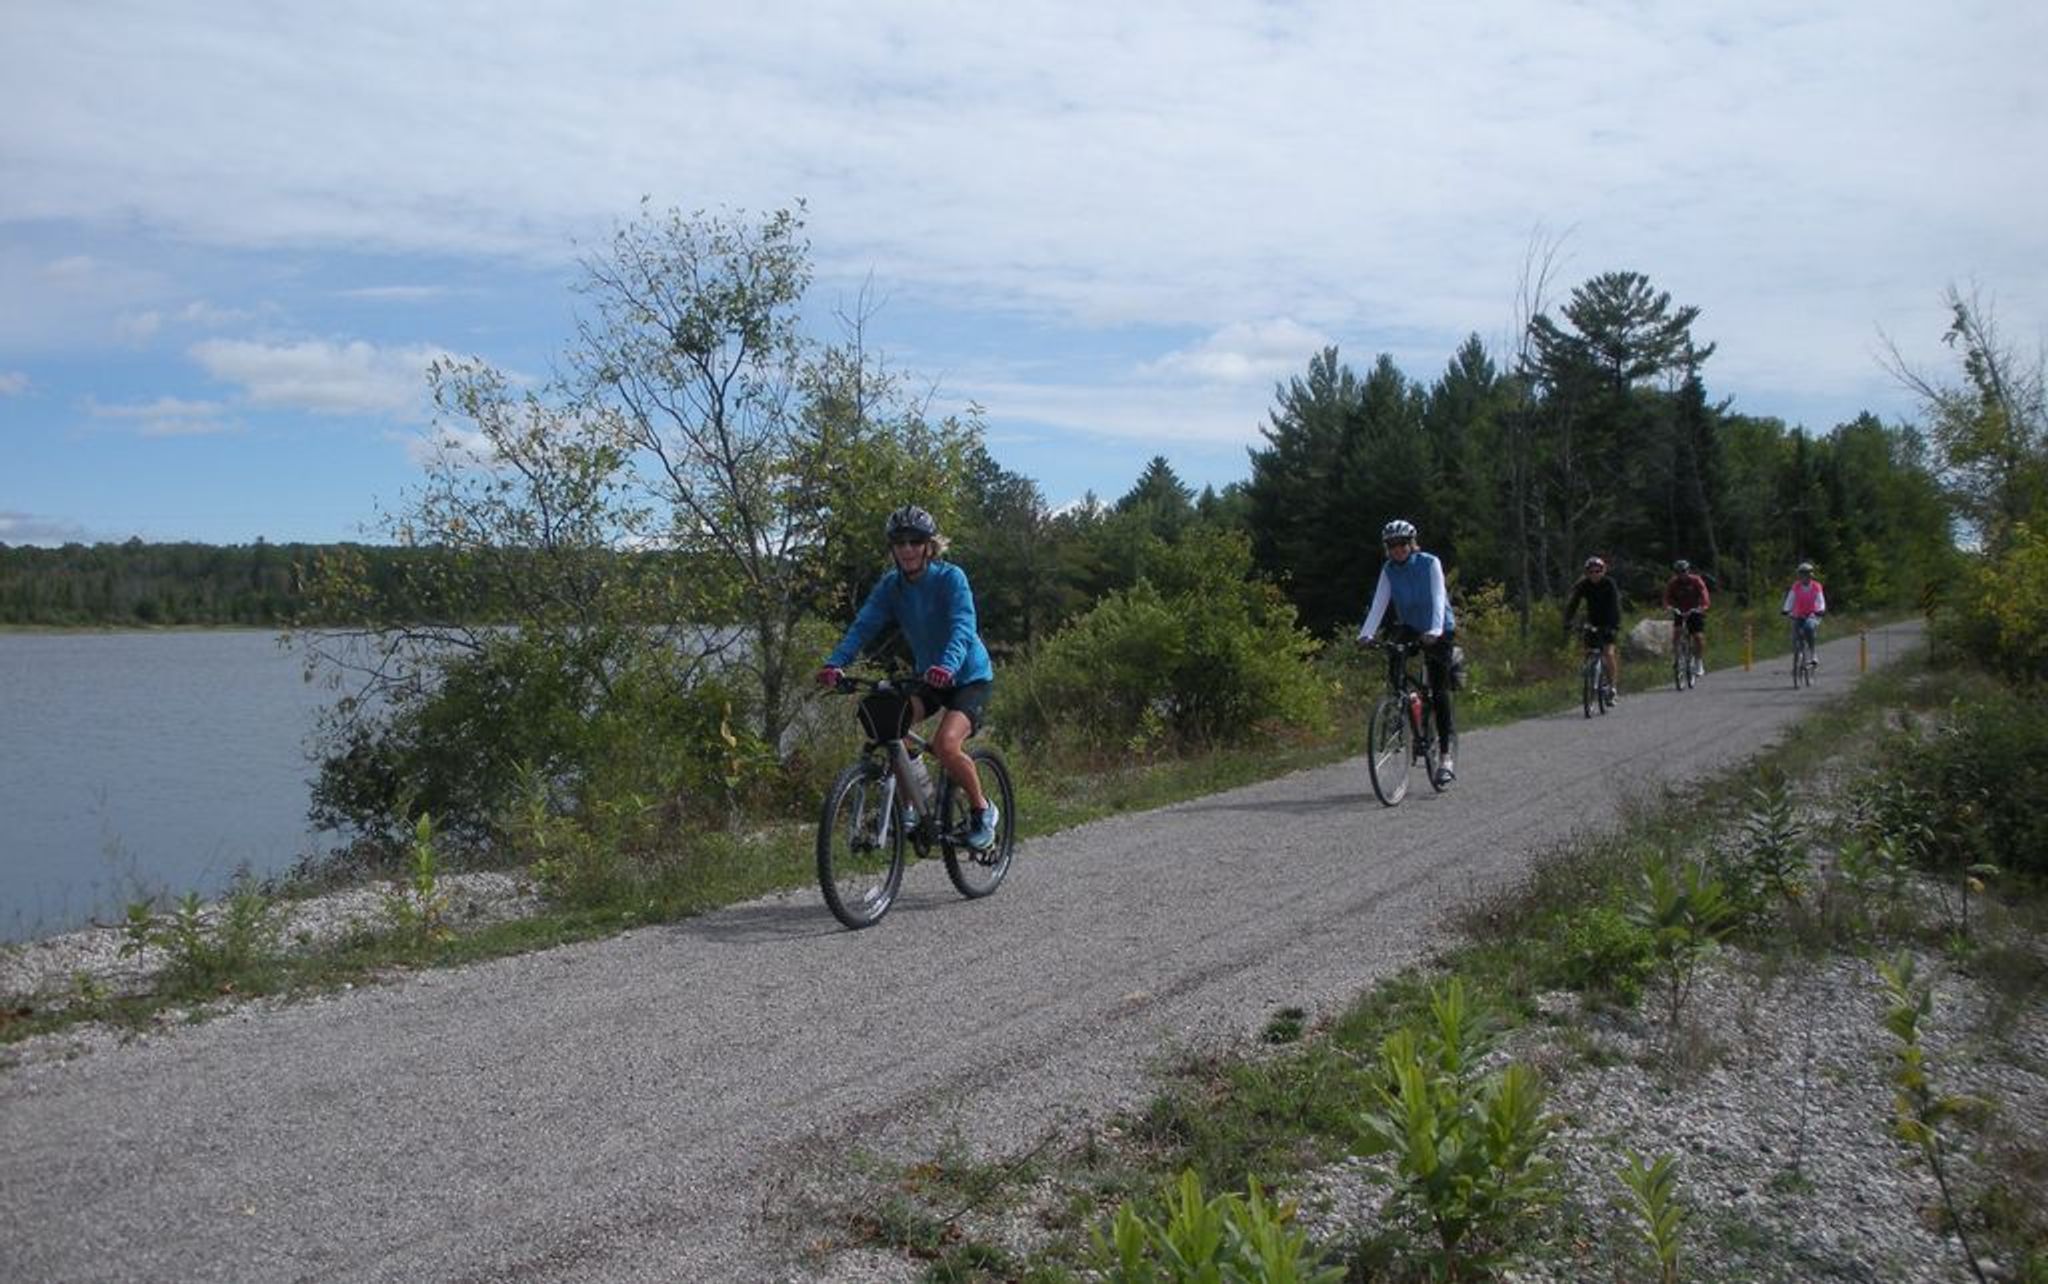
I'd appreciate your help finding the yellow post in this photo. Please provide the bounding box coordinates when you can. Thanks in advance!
[1743,620,1754,672]
[1860,629,1868,673]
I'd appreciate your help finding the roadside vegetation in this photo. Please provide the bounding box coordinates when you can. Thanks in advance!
[788,646,2047,1282]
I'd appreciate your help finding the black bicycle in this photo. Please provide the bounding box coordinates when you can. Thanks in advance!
[1671,609,1700,692]
[1364,634,1447,806]
[1580,624,1615,718]
[816,671,1016,928]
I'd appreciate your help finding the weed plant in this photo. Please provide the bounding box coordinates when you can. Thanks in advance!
[1357,978,1558,1281]
[1615,1150,1688,1284]
[1094,1169,1343,1284]
[1877,952,1991,1283]
[120,882,283,998]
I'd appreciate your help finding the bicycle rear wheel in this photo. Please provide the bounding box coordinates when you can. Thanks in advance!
[1366,694,1410,806]
[940,745,1015,899]
[1599,655,1614,712]
[817,761,905,929]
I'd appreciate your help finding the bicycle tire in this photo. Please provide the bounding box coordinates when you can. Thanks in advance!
[1582,653,1599,718]
[1366,694,1410,806]
[1791,629,1809,688]
[940,745,1015,899]
[817,760,905,929]
[1599,655,1614,713]
[1672,632,1688,693]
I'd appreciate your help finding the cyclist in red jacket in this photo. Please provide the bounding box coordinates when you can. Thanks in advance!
[1662,559,1711,677]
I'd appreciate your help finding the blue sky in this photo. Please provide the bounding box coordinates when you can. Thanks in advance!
[3,0,2043,546]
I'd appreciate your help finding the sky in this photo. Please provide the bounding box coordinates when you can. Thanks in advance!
[2,0,2043,547]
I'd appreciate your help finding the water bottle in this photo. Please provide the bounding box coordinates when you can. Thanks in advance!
[903,748,936,813]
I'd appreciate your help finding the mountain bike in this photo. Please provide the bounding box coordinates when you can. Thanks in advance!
[1671,609,1700,692]
[1580,624,1615,718]
[1789,614,1820,688]
[1363,634,1447,806]
[816,671,1016,929]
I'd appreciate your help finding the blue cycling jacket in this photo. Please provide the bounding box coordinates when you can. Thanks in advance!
[1357,549,1455,640]
[825,560,993,683]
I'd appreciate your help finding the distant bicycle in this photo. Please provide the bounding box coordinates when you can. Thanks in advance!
[816,671,1015,928]
[1671,608,1701,692]
[1580,624,1616,718]
[1363,633,1447,806]
[1788,612,1821,688]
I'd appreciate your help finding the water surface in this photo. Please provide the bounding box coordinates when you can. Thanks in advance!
[0,631,335,942]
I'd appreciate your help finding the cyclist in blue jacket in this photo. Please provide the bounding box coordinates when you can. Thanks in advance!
[1356,518,1459,785]
[816,505,999,849]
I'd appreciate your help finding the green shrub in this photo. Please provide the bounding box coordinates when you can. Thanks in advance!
[1551,906,1656,1003]
[1863,694,2048,882]
[1934,522,2048,684]
[312,630,767,864]
[997,528,1328,755]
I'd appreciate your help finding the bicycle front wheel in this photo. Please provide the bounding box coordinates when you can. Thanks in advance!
[940,745,1015,899]
[1672,634,1688,692]
[1582,654,1599,718]
[1367,694,1410,806]
[817,761,905,929]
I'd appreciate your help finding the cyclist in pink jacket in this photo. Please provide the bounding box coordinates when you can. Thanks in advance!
[1782,561,1827,661]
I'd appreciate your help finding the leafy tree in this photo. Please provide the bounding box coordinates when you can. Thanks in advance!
[1885,285,2047,552]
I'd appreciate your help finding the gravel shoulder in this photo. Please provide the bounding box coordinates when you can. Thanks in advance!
[0,623,1933,1282]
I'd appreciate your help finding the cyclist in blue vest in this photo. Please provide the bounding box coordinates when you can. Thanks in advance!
[816,505,1000,849]
[1356,518,1459,785]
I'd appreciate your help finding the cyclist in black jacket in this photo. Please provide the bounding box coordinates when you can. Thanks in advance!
[1563,555,1626,698]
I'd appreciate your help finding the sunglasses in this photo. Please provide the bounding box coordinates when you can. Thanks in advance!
[889,534,929,548]
[1383,539,1415,550]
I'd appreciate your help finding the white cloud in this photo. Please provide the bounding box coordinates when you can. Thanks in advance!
[951,374,1275,448]
[190,338,449,417]
[1142,320,1336,385]
[0,511,94,545]
[117,310,163,341]
[86,395,238,438]
[337,286,451,303]
[0,371,27,395]
[400,423,495,469]
[1,0,2041,457]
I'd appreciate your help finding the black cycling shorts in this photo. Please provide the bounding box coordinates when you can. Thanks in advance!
[916,679,992,735]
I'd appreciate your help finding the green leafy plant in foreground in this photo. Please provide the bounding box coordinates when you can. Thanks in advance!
[1616,1150,1688,1284]
[1357,978,1557,1281]
[1094,1168,1343,1284]
[382,812,452,945]
[1627,854,1735,1036]
[1878,952,1990,1283]
[120,882,282,996]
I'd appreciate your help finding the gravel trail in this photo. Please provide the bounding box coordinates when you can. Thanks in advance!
[0,622,1921,1282]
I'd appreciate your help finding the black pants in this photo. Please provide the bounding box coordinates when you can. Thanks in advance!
[1386,628,1456,752]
